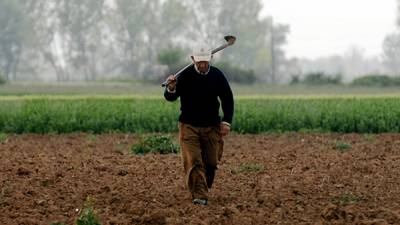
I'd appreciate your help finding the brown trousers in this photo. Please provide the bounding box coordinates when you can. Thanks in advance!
[179,122,224,200]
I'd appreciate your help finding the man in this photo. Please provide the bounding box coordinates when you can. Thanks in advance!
[164,43,234,205]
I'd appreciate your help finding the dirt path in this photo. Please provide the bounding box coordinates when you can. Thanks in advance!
[0,133,399,224]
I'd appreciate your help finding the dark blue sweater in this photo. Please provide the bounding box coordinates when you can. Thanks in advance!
[164,65,234,127]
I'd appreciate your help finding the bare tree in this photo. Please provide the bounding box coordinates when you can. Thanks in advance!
[383,33,400,75]
[397,0,400,28]
[53,0,105,81]
[0,0,25,81]
[23,1,68,81]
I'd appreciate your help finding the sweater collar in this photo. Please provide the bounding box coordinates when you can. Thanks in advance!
[194,64,210,75]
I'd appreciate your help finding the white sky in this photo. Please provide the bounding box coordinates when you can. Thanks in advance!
[261,0,398,59]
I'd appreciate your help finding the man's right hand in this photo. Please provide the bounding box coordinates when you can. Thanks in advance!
[167,75,177,91]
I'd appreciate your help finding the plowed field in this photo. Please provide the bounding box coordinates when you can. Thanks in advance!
[1,133,399,224]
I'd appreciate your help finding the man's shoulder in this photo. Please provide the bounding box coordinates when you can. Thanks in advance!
[209,66,225,77]
[210,65,222,73]
[183,64,196,74]
[178,65,195,82]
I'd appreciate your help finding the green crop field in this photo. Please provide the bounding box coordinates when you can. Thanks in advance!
[0,95,400,134]
[3,82,400,96]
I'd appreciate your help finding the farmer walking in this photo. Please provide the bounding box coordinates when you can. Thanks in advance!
[163,43,234,205]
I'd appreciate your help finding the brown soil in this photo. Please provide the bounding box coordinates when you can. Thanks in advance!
[0,133,400,225]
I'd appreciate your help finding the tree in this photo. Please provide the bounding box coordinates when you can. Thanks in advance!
[23,0,67,82]
[0,0,25,81]
[182,0,224,46]
[110,0,158,78]
[22,0,106,82]
[157,45,185,75]
[110,0,192,79]
[383,33,400,75]
[379,1,400,76]
[268,18,290,83]
[156,45,188,82]
[53,0,105,81]
[397,0,400,28]
[184,0,289,83]
[0,0,290,83]
[343,46,367,81]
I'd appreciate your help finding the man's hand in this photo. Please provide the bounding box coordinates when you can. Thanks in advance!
[166,75,177,92]
[220,122,231,137]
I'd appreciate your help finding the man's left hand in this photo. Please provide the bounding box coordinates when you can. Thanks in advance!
[220,122,231,137]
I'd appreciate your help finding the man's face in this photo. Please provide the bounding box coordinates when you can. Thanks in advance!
[195,61,209,73]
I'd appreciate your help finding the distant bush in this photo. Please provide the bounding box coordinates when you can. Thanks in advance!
[351,74,400,87]
[157,45,186,82]
[302,72,342,85]
[0,72,6,85]
[214,61,257,84]
[289,74,301,85]
[157,50,257,84]
[158,46,185,68]
[132,135,179,155]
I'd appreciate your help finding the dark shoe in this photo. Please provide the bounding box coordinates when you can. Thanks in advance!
[192,198,208,205]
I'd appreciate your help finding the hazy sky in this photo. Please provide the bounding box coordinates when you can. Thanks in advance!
[261,0,398,59]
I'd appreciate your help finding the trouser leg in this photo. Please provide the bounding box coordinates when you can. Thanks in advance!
[200,125,223,189]
[205,165,216,189]
[179,123,208,199]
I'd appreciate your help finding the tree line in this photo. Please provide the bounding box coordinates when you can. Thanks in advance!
[0,0,289,83]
